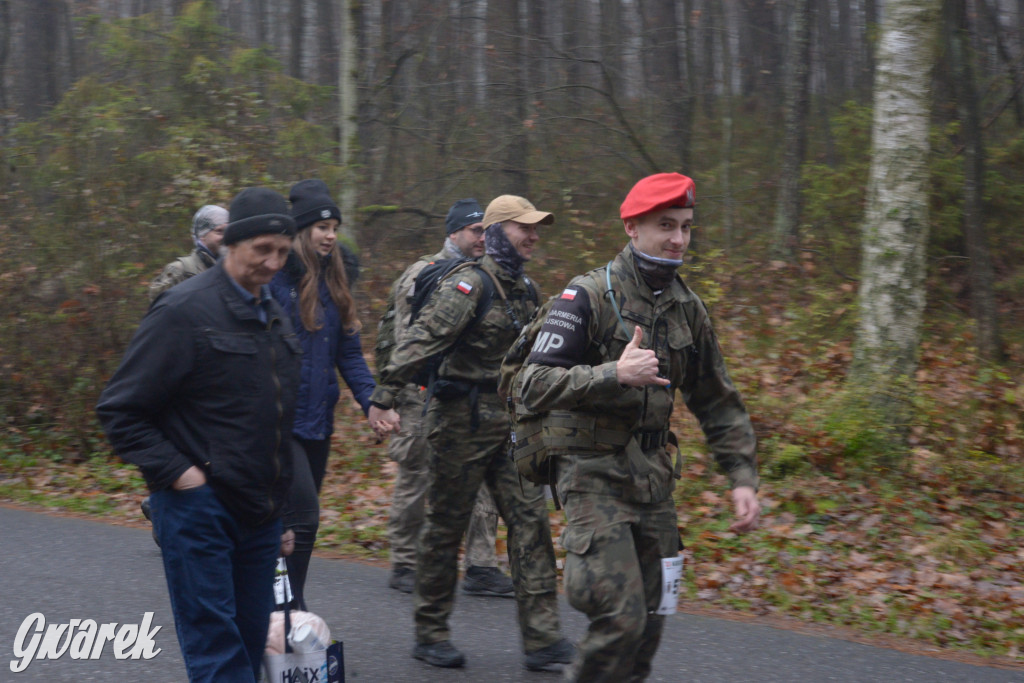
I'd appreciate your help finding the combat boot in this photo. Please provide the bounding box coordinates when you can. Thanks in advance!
[413,640,466,668]
[460,565,514,598]
[524,637,575,672]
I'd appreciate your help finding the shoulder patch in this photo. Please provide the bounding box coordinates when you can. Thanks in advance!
[456,281,473,295]
[527,288,592,368]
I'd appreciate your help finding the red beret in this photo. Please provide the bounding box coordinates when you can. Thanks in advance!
[620,173,696,220]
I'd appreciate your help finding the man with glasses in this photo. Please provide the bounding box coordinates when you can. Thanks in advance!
[373,195,574,671]
[384,199,514,600]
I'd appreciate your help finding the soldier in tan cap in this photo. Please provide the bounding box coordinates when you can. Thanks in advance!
[371,195,575,672]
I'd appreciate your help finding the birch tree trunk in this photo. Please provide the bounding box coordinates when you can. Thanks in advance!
[850,0,941,448]
[338,0,357,242]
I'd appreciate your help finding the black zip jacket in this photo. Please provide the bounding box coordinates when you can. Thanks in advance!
[97,261,302,526]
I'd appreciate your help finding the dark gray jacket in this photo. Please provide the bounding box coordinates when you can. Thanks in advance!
[97,261,302,525]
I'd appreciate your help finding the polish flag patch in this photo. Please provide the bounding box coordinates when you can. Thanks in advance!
[457,281,474,294]
[560,288,578,301]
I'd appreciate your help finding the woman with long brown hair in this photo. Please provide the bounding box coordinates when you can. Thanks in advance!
[270,179,398,609]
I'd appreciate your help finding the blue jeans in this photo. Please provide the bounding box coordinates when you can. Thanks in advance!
[151,484,281,683]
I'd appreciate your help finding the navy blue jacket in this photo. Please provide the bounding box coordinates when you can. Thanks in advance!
[270,253,375,441]
[96,262,302,525]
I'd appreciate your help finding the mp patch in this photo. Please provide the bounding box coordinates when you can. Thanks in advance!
[527,286,591,368]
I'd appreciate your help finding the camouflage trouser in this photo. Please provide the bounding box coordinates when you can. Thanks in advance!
[415,391,561,652]
[559,493,680,682]
[386,385,500,569]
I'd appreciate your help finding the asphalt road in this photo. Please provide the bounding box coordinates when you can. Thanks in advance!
[0,505,1020,682]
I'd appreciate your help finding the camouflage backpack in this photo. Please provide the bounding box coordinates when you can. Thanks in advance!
[499,263,630,488]
[373,278,402,381]
[498,293,565,487]
[375,257,516,386]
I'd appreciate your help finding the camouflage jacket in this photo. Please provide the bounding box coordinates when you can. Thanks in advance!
[148,246,217,302]
[371,254,539,409]
[515,245,758,503]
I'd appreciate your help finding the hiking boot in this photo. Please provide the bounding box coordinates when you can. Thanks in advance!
[388,566,415,593]
[413,640,466,668]
[461,565,514,598]
[524,637,576,672]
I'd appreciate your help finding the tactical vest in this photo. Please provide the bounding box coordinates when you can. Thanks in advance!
[503,261,692,486]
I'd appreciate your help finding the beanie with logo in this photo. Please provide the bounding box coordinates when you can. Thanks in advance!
[290,179,342,231]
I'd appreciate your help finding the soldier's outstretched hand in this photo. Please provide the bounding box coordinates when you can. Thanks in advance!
[616,325,671,388]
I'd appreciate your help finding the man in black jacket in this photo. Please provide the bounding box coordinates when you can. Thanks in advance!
[97,187,301,683]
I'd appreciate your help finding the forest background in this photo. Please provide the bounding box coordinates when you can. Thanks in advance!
[0,0,1022,668]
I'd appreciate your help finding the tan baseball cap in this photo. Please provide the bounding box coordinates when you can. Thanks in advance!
[482,195,554,228]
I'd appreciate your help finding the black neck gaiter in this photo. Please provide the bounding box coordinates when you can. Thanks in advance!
[629,243,681,291]
[485,223,526,279]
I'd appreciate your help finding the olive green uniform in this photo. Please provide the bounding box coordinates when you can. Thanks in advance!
[514,246,758,681]
[371,255,562,653]
[386,246,501,572]
[148,247,217,302]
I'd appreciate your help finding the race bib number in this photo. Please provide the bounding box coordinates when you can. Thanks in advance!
[656,554,685,615]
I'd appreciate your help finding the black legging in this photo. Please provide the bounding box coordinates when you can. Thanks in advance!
[281,436,330,610]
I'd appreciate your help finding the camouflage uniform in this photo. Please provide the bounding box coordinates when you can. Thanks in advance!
[148,247,217,302]
[514,245,758,681]
[371,255,562,653]
[387,246,501,572]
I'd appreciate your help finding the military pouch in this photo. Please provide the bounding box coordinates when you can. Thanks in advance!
[431,378,473,401]
[511,409,633,485]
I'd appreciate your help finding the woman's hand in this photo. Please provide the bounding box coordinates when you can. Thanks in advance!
[368,405,401,442]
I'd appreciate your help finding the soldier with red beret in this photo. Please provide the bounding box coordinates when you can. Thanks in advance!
[505,173,760,681]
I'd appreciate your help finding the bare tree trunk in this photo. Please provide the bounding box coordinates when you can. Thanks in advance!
[851,0,941,452]
[471,0,487,107]
[338,0,357,243]
[248,0,264,45]
[860,0,879,96]
[719,0,736,245]
[621,0,644,100]
[948,0,1004,359]
[676,0,696,169]
[19,0,61,119]
[978,0,1024,126]
[61,0,77,85]
[0,0,10,115]
[316,0,336,87]
[771,0,813,261]
[289,0,304,79]
[501,0,530,196]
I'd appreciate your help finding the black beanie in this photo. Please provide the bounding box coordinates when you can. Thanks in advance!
[223,187,296,246]
[445,198,485,235]
[290,179,342,231]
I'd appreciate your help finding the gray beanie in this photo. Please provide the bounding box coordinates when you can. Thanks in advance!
[191,205,229,240]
